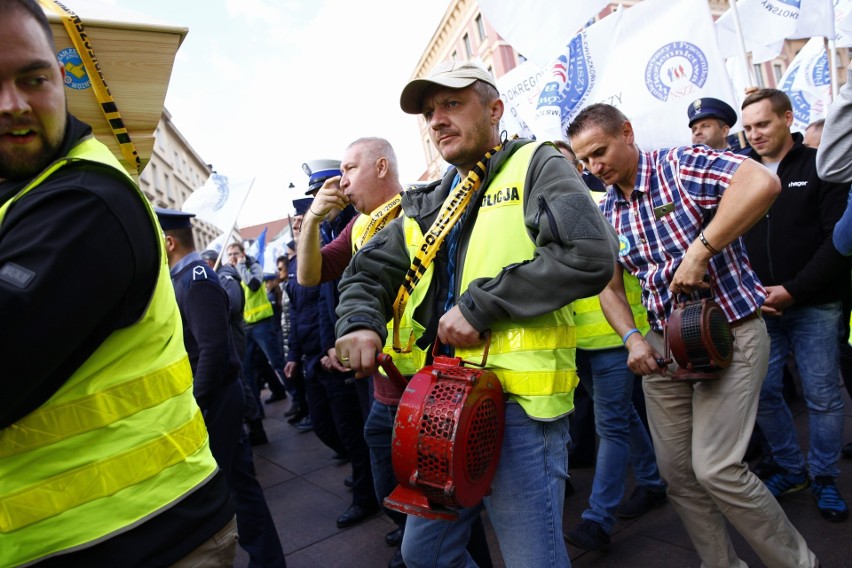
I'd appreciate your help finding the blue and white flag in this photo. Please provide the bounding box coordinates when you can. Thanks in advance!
[716,0,835,63]
[182,173,251,232]
[247,226,268,269]
[532,0,736,150]
[263,229,293,271]
[778,36,832,133]
[478,0,609,66]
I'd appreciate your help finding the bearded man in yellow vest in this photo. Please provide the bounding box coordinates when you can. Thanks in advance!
[0,1,235,565]
[334,61,618,568]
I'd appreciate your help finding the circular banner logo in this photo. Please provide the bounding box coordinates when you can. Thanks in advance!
[57,48,90,91]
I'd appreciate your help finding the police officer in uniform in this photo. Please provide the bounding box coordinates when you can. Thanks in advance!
[687,97,740,151]
[157,208,287,566]
[287,195,380,528]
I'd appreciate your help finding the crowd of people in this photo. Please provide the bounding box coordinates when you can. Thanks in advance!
[2,0,851,566]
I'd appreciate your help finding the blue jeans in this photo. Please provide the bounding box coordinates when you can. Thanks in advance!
[757,302,845,478]
[363,400,407,529]
[489,402,571,568]
[402,403,570,568]
[576,348,664,533]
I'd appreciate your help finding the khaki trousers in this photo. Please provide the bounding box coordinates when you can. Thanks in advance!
[644,319,815,568]
[171,516,238,568]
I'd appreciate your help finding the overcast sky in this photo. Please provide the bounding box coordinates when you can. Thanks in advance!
[105,0,448,227]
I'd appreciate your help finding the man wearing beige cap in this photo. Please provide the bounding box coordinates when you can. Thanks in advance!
[334,60,618,567]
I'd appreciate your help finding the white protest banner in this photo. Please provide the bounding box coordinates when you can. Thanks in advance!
[496,61,547,139]
[836,0,852,47]
[534,0,737,150]
[478,0,609,66]
[716,0,835,63]
[778,36,832,132]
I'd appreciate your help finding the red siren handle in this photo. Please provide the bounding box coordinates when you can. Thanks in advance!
[376,353,409,391]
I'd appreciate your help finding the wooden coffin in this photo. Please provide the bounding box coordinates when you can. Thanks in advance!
[40,0,188,177]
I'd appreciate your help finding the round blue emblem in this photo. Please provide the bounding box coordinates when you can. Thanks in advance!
[644,42,708,102]
[618,234,630,258]
[57,48,90,91]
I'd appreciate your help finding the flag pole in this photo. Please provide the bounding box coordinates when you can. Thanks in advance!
[728,0,757,88]
[215,177,256,270]
[828,38,840,99]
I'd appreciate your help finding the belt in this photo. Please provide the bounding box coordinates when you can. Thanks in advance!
[730,311,761,328]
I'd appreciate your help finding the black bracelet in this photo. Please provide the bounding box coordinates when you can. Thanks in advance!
[698,231,720,255]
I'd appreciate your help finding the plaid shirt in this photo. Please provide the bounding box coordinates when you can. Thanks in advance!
[601,146,766,331]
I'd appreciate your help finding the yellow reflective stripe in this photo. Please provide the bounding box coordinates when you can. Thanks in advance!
[479,326,576,354]
[497,368,579,396]
[510,391,575,420]
[0,410,208,533]
[0,356,192,458]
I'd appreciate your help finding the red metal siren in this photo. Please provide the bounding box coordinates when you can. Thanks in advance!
[662,296,733,382]
[377,340,505,521]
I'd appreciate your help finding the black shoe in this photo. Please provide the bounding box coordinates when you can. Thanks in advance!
[336,503,380,528]
[843,442,852,460]
[287,406,309,424]
[284,403,303,418]
[332,452,350,462]
[385,527,403,547]
[565,519,610,551]
[388,547,406,568]
[616,485,668,519]
[344,476,354,489]
[265,392,287,404]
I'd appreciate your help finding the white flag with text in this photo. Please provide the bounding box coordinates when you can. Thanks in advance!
[716,0,835,63]
[533,0,737,150]
[496,61,547,139]
[778,36,832,133]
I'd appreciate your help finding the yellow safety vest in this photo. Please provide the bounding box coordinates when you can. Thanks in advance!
[0,137,218,567]
[402,142,578,419]
[573,191,649,350]
[242,280,274,323]
[351,201,429,375]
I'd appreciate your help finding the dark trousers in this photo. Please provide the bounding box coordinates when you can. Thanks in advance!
[305,369,378,509]
[205,380,286,567]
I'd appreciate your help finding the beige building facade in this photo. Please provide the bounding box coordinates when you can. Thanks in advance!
[137,108,223,250]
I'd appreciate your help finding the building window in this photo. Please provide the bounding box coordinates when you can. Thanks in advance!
[163,173,173,200]
[772,63,783,83]
[151,163,159,191]
[463,33,472,58]
[451,50,458,61]
[517,53,527,65]
[155,127,164,150]
[752,64,765,88]
[475,14,486,41]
